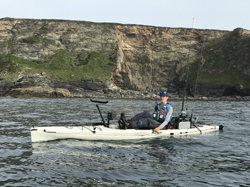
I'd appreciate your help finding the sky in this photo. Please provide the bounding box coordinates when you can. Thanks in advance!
[0,0,249,31]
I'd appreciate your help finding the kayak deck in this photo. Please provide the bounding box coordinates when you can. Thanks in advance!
[30,125,220,142]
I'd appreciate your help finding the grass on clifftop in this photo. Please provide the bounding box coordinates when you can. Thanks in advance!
[187,52,250,88]
[0,50,116,82]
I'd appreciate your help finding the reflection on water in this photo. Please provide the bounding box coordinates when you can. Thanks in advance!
[0,97,250,186]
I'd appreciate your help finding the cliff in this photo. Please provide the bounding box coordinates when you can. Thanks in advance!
[0,18,250,98]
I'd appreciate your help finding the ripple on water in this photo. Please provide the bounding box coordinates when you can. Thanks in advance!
[0,98,250,186]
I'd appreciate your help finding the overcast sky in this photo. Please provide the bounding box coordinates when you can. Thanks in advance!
[0,0,249,31]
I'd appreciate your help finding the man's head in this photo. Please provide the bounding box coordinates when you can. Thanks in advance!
[159,90,169,103]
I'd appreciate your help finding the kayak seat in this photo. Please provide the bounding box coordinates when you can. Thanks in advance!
[167,117,180,129]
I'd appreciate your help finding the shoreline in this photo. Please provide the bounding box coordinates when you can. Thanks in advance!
[1,85,250,101]
[3,94,249,101]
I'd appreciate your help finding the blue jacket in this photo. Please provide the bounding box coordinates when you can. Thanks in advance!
[153,102,172,122]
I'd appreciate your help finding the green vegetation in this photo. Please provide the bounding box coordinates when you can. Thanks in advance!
[187,52,250,88]
[0,41,16,53]
[0,49,116,82]
[86,31,98,37]
[0,53,19,74]
[19,36,58,47]
[103,28,112,33]
[158,27,165,32]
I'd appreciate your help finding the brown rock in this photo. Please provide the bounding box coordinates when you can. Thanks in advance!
[54,88,71,98]
[7,87,71,98]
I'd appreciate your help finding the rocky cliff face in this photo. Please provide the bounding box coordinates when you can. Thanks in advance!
[114,25,228,91]
[0,18,250,98]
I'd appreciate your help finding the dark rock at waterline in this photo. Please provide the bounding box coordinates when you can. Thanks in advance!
[223,84,250,96]
[1,73,250,100]
[12,73,51,89]
[193,84,229,97]
[49,79,106,93]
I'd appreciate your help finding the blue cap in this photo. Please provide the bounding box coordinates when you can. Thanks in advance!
[159,91,169,96]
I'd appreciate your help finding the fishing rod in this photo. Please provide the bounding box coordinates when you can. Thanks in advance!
[194,32,206,96]
[181,18,194,116]
[180,18,202,134]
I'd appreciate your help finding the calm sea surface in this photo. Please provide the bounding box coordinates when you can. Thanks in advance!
[0,97,249,187]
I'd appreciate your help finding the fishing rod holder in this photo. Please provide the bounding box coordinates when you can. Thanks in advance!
[181,111,186,117]
[90,99,116,127]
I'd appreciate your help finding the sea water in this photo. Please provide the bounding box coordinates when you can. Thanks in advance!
[0,97,249,187]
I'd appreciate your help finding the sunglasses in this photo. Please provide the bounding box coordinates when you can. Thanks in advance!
[160,91,167,95]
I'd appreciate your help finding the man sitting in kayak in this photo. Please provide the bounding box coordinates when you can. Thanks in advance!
[153,91,173,132]
[119,91,173,132]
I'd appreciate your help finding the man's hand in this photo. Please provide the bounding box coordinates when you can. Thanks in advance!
[154,126,161,132]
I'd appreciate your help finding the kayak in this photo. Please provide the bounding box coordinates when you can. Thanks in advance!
[30,99,223,142]
[30,123,222,142]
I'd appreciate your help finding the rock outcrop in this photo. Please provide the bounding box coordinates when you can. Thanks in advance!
[7,86,71,98]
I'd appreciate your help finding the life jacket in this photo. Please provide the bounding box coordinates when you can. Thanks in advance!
[153,102,172,123]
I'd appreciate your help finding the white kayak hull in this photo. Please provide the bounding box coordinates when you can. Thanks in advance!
[30,125,221,143]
